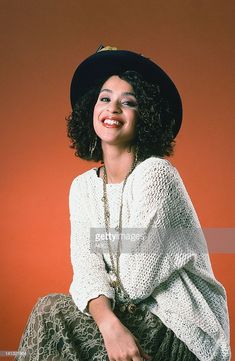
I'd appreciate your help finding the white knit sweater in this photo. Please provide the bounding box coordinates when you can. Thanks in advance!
[69,156,230,361]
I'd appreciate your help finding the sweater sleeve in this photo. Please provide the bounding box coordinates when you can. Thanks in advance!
[119,157,230,360]
[119,158,225,301]
[69,176,115,315]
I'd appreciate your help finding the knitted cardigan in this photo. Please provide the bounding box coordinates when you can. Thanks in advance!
[69,156,230,361]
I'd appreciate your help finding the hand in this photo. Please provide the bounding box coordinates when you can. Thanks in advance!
[99,317,152,361]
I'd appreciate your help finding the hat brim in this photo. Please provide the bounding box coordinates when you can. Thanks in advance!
[70,50,182,137]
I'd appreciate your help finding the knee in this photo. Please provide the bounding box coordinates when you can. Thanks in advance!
[34,293,67,315]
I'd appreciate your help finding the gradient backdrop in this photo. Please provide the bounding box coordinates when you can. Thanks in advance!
[1,0,234,358]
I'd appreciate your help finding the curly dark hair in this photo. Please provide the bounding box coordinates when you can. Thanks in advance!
[66,70,176,162]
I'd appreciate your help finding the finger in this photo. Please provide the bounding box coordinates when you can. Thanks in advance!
[139,351,152,360]
[133,337,152,360]
[132,354,151,361]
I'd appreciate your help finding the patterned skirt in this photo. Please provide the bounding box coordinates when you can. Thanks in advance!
[15,293,199,361]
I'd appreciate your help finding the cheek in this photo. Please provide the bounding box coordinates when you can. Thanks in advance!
[130,111,138,126]
[93,103,103,120]
[93,104,100,124]
[93,105,102,132]
[130,113,138,134]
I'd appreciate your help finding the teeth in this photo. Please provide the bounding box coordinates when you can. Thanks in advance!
[103,119,121,126]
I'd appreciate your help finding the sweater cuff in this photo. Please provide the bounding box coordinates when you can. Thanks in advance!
[69,284,115,316]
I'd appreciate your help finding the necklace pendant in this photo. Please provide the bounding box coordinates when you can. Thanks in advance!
[110,279,120,288]
[127,303,137,314]
[119,304,127,313]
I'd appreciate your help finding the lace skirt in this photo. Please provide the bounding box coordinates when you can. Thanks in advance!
[15,293,198,361]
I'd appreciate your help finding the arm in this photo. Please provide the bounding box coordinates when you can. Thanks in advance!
[69,176,151,360]
[119,158,230,359]
[119,158,226,301]
[88,295,151,361]
[69,176,115,314]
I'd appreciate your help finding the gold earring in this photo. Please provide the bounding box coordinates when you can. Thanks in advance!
[89,136,97,157]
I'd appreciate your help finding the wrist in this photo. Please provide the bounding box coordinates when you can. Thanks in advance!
[98,312,121,335]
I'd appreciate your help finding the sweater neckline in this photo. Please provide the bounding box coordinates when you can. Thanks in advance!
[92,167,124,186]
[92,159,144,186]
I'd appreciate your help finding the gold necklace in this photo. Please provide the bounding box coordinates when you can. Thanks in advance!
[102,151,138,314]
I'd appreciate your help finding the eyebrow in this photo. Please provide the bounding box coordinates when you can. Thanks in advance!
[100,88,136,97]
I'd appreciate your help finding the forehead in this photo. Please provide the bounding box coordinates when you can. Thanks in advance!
[101,75,133,92]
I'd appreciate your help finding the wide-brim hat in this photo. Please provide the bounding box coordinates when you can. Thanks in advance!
[70,46,182,137]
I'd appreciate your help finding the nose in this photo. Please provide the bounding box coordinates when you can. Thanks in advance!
[106,100,121,114]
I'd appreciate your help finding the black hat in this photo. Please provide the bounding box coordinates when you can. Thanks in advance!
[70,46,182,137]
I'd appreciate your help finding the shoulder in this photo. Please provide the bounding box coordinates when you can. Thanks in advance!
[69,168,96,191]
[133,156,177,186]
[69,167,97,204]
[136,156,175,173]
[131,157,189,202]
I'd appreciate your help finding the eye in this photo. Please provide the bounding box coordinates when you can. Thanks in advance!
[122,99,138,108]
[99,96,110,102]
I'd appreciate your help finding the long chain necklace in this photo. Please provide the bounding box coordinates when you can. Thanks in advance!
[102,151,138,314]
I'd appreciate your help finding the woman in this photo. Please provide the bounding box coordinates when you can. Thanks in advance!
[16,46,230,361]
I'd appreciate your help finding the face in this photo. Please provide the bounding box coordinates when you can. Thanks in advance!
[93,75,138,148]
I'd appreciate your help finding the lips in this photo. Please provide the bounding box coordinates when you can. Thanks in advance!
[100,115,124,128]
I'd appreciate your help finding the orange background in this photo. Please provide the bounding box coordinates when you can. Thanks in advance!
[1,0,234,358]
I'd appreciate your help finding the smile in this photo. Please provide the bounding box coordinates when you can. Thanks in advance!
[100,116,123,128]
[103,119,122,126]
